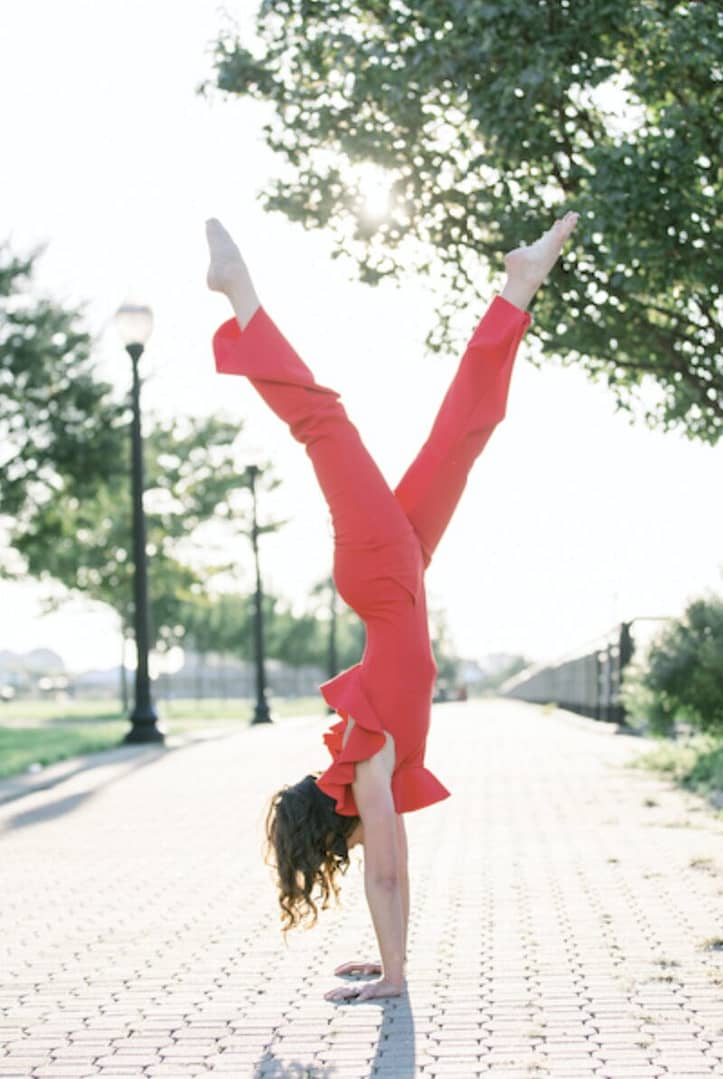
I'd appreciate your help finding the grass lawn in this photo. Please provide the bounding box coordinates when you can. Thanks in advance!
[0,696,324,780]
[628,732,723,810]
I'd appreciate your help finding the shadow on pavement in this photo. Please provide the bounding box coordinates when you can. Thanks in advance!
[1,745,174,832]
[249,989,415,1077]
[252,1055,336,1077]
[370,989,415,1075]
[6,789,96,830]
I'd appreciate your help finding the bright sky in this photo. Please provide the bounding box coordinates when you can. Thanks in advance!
[1,0,721,674]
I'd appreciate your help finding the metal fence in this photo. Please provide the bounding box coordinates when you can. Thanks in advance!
[0,657,328,704]
[500,618,670,724]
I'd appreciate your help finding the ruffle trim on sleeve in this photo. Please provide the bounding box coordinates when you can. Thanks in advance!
[315,664,387,817]
[391,764,451,814]
[315,664,451,817]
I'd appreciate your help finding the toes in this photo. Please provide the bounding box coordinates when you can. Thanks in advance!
[325,986,358,1002]
[553,211,579,239]
[555,211,578,229]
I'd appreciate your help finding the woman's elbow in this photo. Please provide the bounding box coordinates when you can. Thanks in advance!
[367,872,401,892]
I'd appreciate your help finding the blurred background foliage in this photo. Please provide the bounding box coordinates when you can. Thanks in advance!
[622,593,723,737]
[208,0,722,443]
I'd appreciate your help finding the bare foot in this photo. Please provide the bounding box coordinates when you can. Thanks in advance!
[501,211,580,311]
[205,217,260,329]
[333,960,383,978]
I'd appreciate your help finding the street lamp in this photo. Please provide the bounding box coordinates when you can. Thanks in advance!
[245,465,272,724]
[327,577,338,714]
[115,302,163,744]
[328,578,338,682]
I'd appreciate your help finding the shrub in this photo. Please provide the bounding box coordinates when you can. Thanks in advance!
[622,595,723,736]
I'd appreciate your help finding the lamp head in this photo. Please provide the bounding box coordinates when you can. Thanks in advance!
[115,302,154,348]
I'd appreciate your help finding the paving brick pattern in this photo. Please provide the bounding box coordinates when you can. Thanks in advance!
[1,700,721,1078]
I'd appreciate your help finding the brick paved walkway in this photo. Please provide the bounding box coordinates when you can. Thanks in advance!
[1,699,722,1078]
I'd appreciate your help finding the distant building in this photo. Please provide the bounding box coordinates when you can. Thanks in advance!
[0,648,66,698]
[460,654,529,694]
[1,645,329,702]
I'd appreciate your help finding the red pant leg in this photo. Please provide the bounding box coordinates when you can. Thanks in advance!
[213,307,419,615]
[394,295,531,565]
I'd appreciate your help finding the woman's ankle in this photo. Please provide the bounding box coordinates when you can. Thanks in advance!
[229,285,260,331]
[500,277,536,312]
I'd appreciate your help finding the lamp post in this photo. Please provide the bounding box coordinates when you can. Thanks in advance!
[245,465,272,724]
[115,302,163,744]
[327,577,338,715]
[328,578,338,681]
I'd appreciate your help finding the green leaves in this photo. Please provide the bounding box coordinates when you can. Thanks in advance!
[208,0,722,442]
[628,594,723,736]
[0,245,125,521]
[181,585,365,670]
[9,416,285,651]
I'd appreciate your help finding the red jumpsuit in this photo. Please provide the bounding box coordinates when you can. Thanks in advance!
[213,295,531,817]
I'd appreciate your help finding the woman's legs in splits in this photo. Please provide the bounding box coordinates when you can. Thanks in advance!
[205,218,415,614]
[394,211,580,564]
[206,213,580,576]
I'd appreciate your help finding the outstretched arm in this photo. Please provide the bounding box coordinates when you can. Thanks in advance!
[324,751,405,1002]
[332,809,410,984]
[359,791,405,989]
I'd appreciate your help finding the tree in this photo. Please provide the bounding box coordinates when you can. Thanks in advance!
[8,415,262,654]
[268,603,325,667]
[0,244,124,532]
[428,605,461,683]
[182,591,256,697]
[335,606,366,670]
[622,593,723,736]
[482,655,530,692]
[209,0,722,443]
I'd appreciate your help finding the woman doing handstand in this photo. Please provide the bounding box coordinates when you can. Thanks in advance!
[205,211,579,1002]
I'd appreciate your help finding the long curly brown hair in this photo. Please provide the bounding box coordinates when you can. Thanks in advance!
[264,773,360,933]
